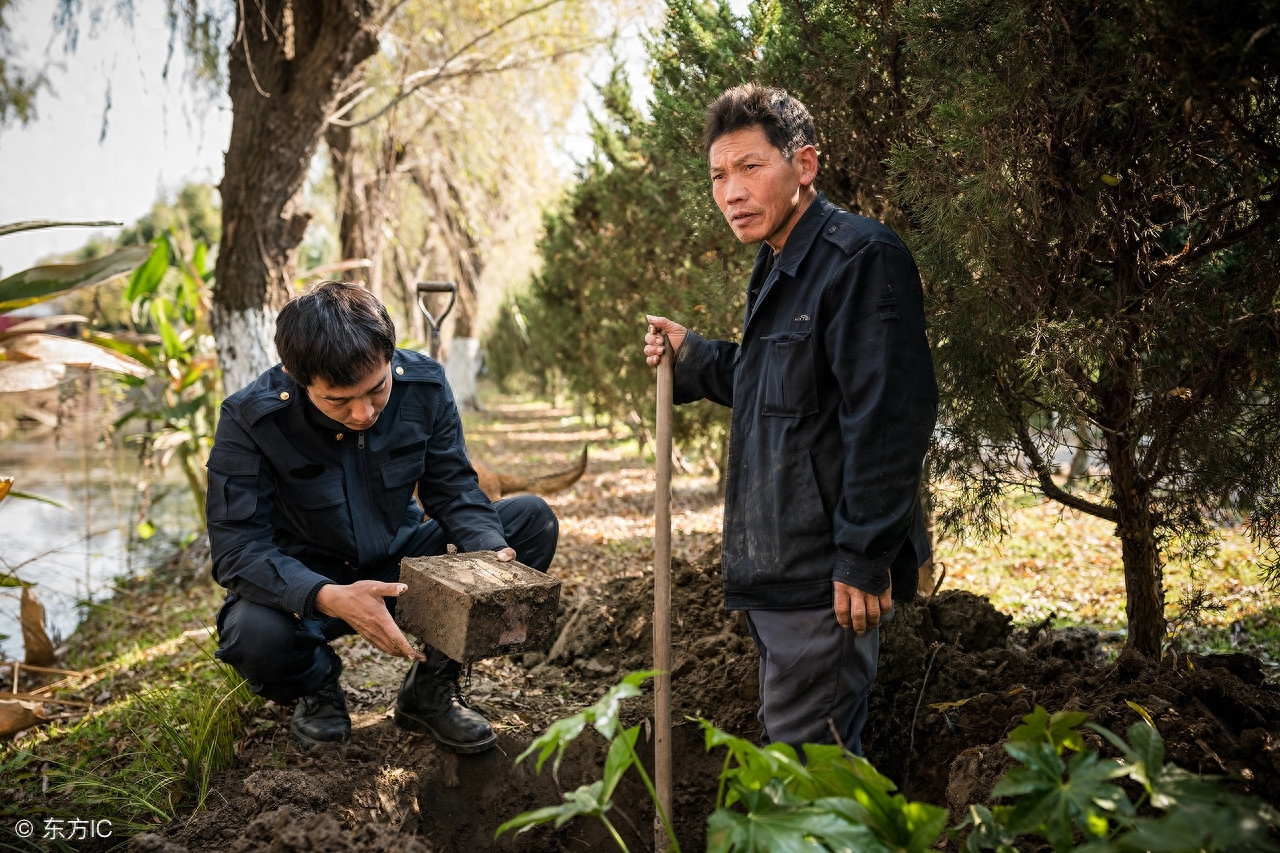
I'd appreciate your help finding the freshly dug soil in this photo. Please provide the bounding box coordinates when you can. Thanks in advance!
[129,553,1280,853]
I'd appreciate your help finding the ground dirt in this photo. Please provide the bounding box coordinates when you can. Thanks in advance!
[53,395,1280,852]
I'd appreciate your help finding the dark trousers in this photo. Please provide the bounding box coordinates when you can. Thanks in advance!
[744,604,885,755]
[215,495,558,704]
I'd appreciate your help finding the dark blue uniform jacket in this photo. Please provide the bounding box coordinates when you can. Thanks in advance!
[674,193,938,610]
[206,349,505,619]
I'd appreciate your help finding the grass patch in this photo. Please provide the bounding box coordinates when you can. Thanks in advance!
[1,538,258,836]
[936,496,1277,670]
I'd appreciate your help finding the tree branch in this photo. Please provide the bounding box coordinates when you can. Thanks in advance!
[999,383,1120,522]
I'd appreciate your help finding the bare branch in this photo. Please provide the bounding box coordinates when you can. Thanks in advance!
[999,382,1121,522]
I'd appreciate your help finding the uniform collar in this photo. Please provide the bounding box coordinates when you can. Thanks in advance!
[771,191,837,277]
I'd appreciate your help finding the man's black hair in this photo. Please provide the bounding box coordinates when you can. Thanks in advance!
[703,83,816,159]
[275,280,396,388]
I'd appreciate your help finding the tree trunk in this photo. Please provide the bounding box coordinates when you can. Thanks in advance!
[1105,409,1166,657]
[214,0,379,393]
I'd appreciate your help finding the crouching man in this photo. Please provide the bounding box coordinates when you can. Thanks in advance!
[207,280,558,752]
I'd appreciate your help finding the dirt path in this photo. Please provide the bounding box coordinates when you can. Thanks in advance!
[130,390,1280,853]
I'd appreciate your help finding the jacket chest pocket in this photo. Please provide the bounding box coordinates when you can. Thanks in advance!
[381,454,426,490]
[760,331,819,417]
[275,471,352,551]
[278,471,347,510]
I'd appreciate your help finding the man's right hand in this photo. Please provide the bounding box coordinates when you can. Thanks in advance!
[315,581,426,661]
[645,315,687,367]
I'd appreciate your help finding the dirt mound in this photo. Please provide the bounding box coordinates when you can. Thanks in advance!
[529,544,760,736]
[866,591,1280,818]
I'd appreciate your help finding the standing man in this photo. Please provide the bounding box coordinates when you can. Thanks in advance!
[208,280,558,753]
[644,84,936,754]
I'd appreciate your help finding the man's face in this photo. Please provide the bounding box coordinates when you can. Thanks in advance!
[709,126,817,252]
[304,361,393,431]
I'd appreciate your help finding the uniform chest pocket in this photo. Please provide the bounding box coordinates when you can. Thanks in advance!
[760,331,819,417]
[206,448,261,522]
[278,471,346,510]
[382,454,426,489]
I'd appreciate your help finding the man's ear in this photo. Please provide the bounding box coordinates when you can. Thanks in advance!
[794,144,819,188]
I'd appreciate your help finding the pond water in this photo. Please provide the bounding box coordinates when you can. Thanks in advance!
[0,416,201,662]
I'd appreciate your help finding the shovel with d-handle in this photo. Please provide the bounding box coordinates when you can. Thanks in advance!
[416,280,457,360]
[653,334,677,853]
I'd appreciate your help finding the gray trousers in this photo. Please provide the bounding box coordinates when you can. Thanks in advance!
[744,605,883,755]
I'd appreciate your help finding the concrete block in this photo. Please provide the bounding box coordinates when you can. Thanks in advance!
[396,552,561,663]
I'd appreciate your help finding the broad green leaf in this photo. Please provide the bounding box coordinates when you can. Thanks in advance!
[599,724,640,801]
[1123,720,1165,773]
[589,669,655,740]
[1116,796,1278,852]
[495,779,611,837]
[85,332,157,369]
[150,298,184,359]
[707,794,892,853]
[998,749,1129,849]
[0,245,151,311]
[515,712,588,774]
[957,804,1018,853]
[1008,706,1051,743]
[126,241,171,302]
[998,741,1065,789]
[0,219,121,238]
[514,671,655,774]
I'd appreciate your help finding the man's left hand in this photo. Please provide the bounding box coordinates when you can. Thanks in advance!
[834,580,892,635]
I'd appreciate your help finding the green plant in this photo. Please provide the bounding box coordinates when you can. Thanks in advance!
[498,671,949,853]
[504,675,1279,853]
[103,230,221,530]
[52,647,257,828]
[0,219,151,393]
[703,729,948,853]
[496,670,679,852]
[956,705,1280,852]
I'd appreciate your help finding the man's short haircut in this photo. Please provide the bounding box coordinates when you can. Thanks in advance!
[703,84,816,159]
[275,280,396,388]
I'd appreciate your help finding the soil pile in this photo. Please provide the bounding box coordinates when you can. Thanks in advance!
[867,590,1280,818]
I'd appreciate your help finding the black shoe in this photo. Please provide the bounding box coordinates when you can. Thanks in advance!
[395,647,497,753]
[290,648,351,748]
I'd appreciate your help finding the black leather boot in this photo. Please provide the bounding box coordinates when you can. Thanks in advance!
[394,647,497,753]
[290,647,351,748]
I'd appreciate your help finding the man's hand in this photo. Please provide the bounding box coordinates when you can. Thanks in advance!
[315,581,426,661]
[494,546,516,562]
[834,580,893,635]
[645,315,688,367]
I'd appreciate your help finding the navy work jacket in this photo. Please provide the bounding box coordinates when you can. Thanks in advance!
[674,193,938,611]
[206,349,505,619]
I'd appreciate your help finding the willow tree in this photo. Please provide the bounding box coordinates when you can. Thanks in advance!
[891,0,1280,655]
[323,0,603,407]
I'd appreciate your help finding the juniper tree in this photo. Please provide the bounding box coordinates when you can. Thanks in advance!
[889,0,1280,655]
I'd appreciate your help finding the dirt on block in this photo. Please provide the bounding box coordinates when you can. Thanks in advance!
[397,552,561,663]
